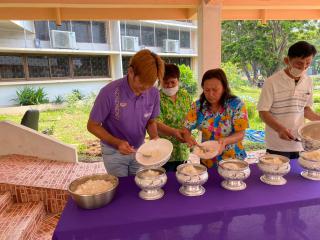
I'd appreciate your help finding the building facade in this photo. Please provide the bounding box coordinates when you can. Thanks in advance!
[0,20,197,107]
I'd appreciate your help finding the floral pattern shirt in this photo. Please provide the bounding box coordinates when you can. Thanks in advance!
[185,97,249,168]
[158,88,192,162]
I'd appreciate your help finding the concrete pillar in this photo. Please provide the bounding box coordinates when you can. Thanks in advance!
[197,1,222,82]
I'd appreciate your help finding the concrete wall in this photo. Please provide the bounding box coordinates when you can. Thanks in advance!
[0,121,77,162]
[0,79,110,107]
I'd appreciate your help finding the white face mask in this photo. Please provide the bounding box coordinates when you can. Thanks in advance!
[289,64,307,78]
[162,85,179,96]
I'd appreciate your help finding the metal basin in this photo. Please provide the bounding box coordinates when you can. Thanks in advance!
[68,173,118,209]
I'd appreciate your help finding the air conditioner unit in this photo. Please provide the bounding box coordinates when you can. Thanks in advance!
[51,30,77,49]
[121,36,139,52]
[163,39,180,53]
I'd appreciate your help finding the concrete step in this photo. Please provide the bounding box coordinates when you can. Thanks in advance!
[0,192,12,213]
[0,201,45,240]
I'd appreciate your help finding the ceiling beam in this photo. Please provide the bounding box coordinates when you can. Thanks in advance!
[0,0,200,9]
[0,7,193,20]
[223,9,320,20]
[220,0,320,10]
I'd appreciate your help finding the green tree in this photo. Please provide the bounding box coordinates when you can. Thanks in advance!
[222,20,320,85]
[178,64,198,98]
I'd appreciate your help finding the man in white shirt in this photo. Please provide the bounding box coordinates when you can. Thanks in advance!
[258,41,320,159]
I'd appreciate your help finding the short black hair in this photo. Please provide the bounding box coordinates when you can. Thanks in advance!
[288,41,317,59]
[199,68,236,112]
[164,64,180,81]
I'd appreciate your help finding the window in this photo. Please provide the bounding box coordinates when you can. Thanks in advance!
[34,21,49,41]
[49,21,71,31]
[155,27,167,47]
[180,30,191,48]
[91,56,108,76]
[122,56,131,75]
[28,56,50,78]
[120,22,126,36]
[49,56,69,77]
[141,25,154,47]
[92,21,106,43]
[0,54,110,81]
[72,21,91,42]
[168,29,179,40]
[162,57,191,68]
[0,56,25,79]
[73,56,91,76]
[126,24,140,44]
[73,56,110,77]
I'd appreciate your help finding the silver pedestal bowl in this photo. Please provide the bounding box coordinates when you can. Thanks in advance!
[218,159,250,191]
[298,151,320,180]
[176,163,208,196]
[298,121,320,151]
[258,154,291,185]
[135,168,167,200]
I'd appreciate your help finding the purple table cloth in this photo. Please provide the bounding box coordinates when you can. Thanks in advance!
[53,160,320,240]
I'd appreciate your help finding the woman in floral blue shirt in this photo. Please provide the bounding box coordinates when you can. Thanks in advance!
[183,68,249,168]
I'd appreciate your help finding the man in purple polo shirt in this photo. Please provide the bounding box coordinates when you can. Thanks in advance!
[87,50,164,177]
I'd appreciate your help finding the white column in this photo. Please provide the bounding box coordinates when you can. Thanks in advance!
[197,1,222,81]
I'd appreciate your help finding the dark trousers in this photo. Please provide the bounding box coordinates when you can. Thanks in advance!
[266,149,300,160]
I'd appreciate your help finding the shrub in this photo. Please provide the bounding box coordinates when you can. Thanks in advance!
[67,89,85,105]
[54,95,64,104]
[71,89,85,100]
[222,62,249,89]
[14,86,49,106]
[178,64,198,98]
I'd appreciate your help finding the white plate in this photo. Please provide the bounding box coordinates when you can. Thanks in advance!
[192,140,219,159]
[136,138,173,167]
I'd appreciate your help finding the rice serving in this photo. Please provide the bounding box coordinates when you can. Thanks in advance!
[74,179,113,195]
[262,157,284,164]
[222,162,241,170]
[138,149,165,165]
[303,150,320,160]
[140,169,160,178]
[181,165,201,175]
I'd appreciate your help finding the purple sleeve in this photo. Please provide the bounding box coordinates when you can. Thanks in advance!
[89,88,111,123]
[150,88,160,119]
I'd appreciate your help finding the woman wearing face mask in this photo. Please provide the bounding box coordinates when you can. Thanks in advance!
[157,64,193,171]
[258,41,320,159]
[183,68,249,168]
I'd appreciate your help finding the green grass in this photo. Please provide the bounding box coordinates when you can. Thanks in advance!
[0,101,97,154]
[1,84,320,153]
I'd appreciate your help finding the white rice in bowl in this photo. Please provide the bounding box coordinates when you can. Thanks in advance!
[181,165,202,175]
[261,156,284,165]
[302,150,320,161]
[140,169,160,178]
[74,179,114,195]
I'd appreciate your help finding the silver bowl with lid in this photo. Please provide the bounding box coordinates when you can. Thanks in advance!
[218,159,250,191]
[176,163,208,196]
[298,121,320,151]
[257,154,290,185]
[298,150,320,180]
[135,167,167,200]
[68,173,118,209]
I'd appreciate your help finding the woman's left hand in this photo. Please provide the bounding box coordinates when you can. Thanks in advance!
[218,138,227,155]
